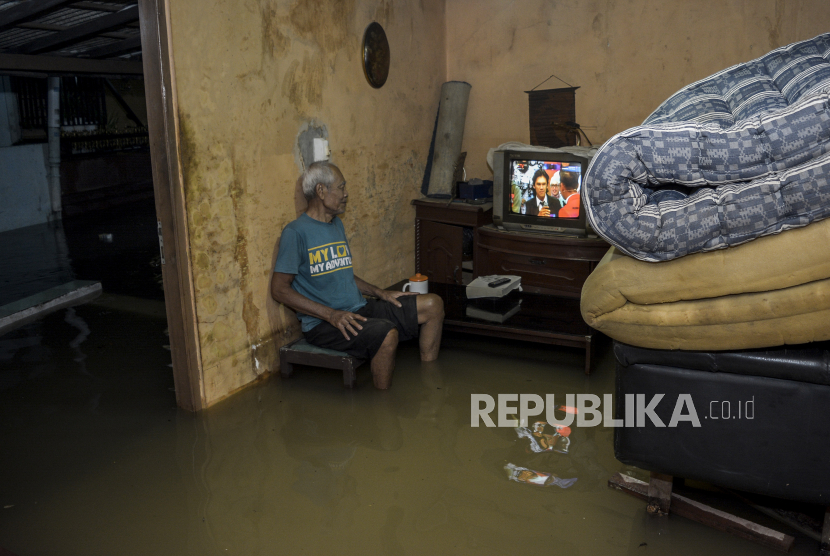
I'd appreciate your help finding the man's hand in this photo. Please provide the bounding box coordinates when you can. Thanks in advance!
[328,309,368,340]
[539,206,551,217]
[377,290,417,308]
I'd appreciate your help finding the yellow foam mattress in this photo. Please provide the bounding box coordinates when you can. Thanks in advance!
[580,218,830,351]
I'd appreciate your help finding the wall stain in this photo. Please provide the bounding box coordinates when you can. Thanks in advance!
[195,252,210,271]
[229,153,264,377]
[178,110,264,387]
[591,13,603,38]
[281,51,325,113]
[178,113,204,201]
[374,0,394,25]
[261,1,289,59]
[766,0,784,50]
[289,0,356,53]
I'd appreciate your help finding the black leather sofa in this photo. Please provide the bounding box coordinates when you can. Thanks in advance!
[613,340,830,507]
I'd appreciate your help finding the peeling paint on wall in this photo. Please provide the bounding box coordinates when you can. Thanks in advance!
[296,121,328,170]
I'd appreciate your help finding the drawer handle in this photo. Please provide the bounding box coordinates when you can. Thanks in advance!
[529,258,546,265]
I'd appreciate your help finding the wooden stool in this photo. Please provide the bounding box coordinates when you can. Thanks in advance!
[279,338,361,388]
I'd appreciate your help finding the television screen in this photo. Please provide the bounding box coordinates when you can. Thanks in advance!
[507,159,582,219]
[492,149,593,236]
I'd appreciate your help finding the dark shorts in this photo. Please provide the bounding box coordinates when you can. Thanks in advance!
[303,295,420,361]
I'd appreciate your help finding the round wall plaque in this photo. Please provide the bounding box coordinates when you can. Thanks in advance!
[362,22,390,88]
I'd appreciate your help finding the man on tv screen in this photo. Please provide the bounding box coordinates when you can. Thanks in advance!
[270,162,445,389]
[557,170,580,218]
[526,168,562,217]
[548,170,565,206]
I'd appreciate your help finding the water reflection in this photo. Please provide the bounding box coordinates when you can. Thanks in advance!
[0,220,74,306]
[0,187,819,554]
[0,312,823,555]
[64,307,91,377]
[0,198,163,311]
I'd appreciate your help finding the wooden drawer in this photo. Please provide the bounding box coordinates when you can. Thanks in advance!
[476,249,593,297]
[474,225,609,297]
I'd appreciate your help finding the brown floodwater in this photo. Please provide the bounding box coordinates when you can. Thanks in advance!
[0,199,822,555]
[0,298,823,556]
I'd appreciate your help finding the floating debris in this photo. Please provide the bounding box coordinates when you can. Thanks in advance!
[505,463,577,488]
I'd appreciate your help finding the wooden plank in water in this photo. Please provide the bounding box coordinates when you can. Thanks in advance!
[726,488,822,542]
[608,473,794,553]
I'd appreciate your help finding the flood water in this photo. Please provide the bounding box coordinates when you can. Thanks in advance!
[0,203,824,555]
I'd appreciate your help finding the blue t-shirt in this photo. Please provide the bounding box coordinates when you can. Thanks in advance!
[274,214,366,332]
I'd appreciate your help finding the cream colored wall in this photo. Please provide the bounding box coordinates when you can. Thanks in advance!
[167,0,445,406]
[447,0,830,178]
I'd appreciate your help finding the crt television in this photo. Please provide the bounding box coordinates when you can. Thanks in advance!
[492,149,593,236]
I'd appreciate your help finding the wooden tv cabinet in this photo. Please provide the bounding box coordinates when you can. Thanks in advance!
[406,219,609,373]
[412,199,493,284]
[474,225,609,297]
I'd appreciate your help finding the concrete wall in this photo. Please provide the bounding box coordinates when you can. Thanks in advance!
[0,80,48,233]
[447,0,830,178]
[167,0,446,405]
[0,144,51,232]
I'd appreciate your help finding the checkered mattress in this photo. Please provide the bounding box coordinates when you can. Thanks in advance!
[583,33,830,262]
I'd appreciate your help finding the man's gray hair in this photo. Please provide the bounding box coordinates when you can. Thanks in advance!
[301,162,339,201]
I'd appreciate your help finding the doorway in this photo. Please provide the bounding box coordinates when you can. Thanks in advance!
[0,0,200,410]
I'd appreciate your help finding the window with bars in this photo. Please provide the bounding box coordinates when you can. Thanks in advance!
[60,76,107,127]
[10,76,46,130]
[10,75,108,130]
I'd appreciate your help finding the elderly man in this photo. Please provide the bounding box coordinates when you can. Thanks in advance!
[270,161,444,389]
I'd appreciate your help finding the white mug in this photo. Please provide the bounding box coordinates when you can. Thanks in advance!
[402,273,429,294]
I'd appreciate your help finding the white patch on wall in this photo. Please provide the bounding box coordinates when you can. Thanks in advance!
[312,138,330,162]
[295,121,329,170]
